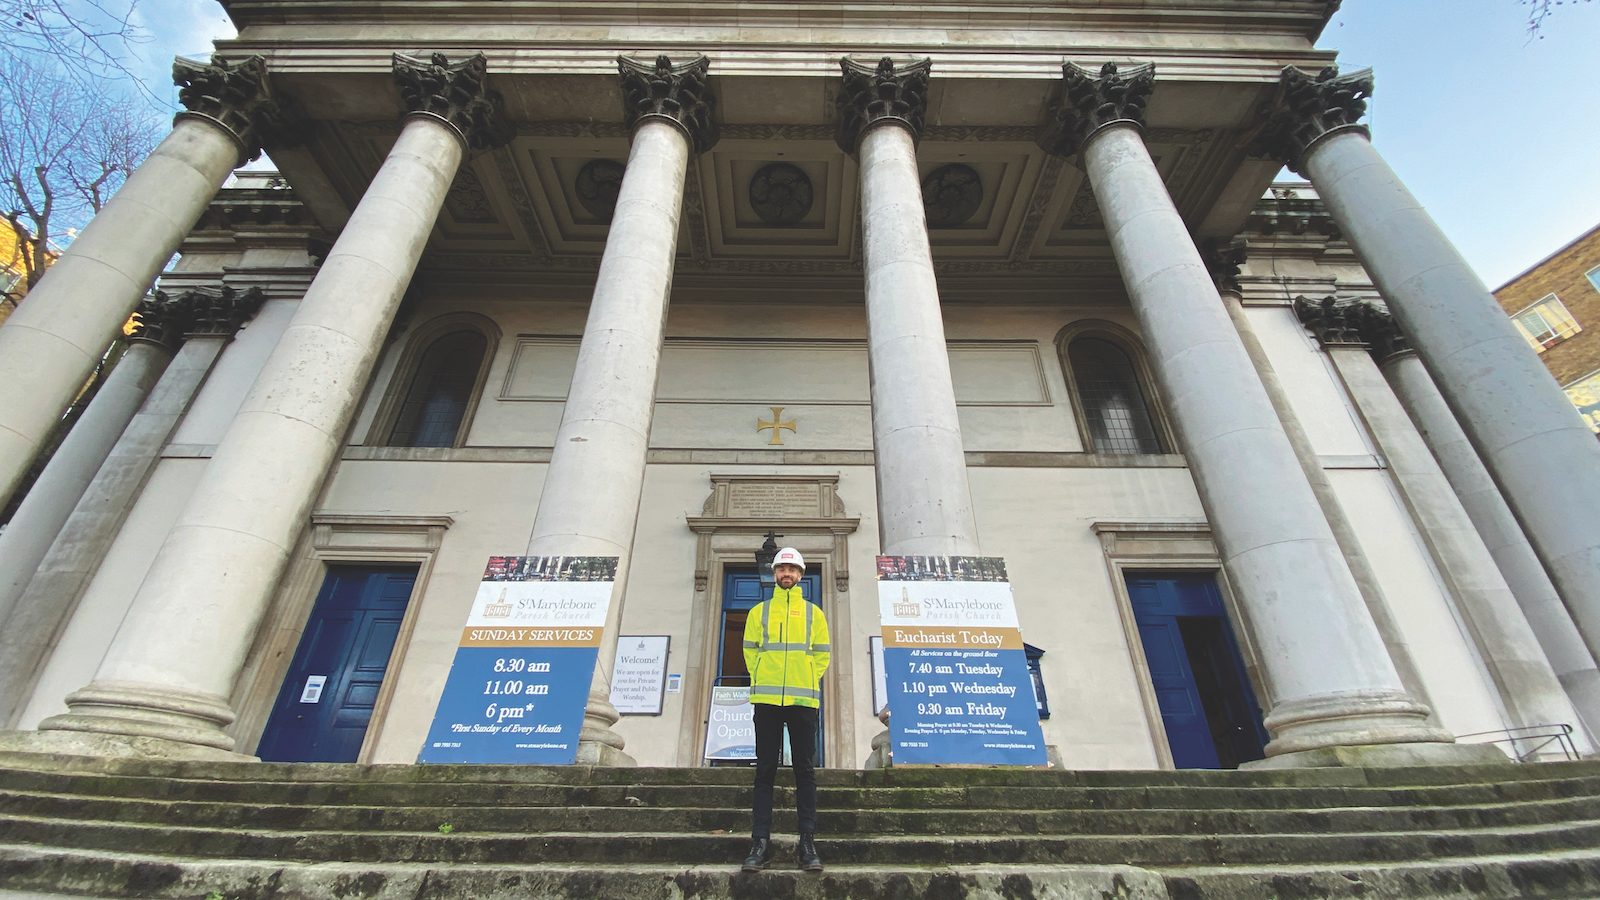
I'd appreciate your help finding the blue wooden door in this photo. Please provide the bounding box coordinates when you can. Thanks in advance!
[716,568,824,764]
[257,565,417,762]
[1126,572,1268,769]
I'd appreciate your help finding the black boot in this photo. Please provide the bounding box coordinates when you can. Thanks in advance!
[798,833,823,872]
[741,837,772,872]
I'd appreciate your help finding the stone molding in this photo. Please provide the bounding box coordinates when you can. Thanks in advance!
[392,52,514,152]
[835,56,931,154]
[172,54,305,165]
[617,54,718,154]
[1040,61,1155,157]
[1200,237,1248,295]
[1247,65,1374,174]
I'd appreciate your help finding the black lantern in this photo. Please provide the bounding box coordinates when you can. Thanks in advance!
[755,530,781,588]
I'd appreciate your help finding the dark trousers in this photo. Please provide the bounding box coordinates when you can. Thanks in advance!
[750,702,818,838]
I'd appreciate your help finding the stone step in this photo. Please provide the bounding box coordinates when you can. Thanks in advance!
[2,787,1597,837]
[2,812,1597,868]
[4,765,1597,812]
[3,844,1600,900]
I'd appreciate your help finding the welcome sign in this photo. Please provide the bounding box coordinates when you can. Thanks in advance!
[418,556,617,764]
[877,556,1047,767]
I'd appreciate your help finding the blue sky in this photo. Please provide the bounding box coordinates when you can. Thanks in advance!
[120,0,1600,288]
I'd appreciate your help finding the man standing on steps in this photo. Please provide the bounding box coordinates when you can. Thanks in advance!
[741,547,830,873]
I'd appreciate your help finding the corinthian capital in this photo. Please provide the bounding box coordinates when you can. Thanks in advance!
[619,54,718,154]
[128,293,194,351]
[1039,61,1154,157]
[393,52,514,152]
[173,55,305,165]
[1294,295,1368,348]
[188,286,267,336]
[1201,238,1248,295]
[835,56,931,154]
[1246,65,1374,173]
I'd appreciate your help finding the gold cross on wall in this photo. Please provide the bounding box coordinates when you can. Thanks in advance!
[757,407,796,445]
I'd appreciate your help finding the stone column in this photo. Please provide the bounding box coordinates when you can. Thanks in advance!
[6,54,508,760]
[0,288,264,728]
[1044,62,1492,766]
[0,55,295,510]
[1362,306,1600,740]
[524,54,716,766]
[837,57,980,557]
[1201,243,1441,727]
[0,297,186,627]
[1250,65,1600,671]
[1298,298,1594,753]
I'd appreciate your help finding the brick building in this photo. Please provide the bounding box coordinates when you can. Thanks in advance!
[1495,223,1600,431]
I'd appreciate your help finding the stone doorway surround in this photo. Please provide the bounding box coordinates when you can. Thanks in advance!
[229,513,451,762]
[1091,519,1266,770]
[679,475,860,767]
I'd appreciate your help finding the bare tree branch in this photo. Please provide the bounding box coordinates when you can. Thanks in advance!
[0,53,162,302]
[1,0,148,84]
[1522,0,1594,38]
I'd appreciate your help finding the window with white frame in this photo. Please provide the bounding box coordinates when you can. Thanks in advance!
[1511,294,1581,352]
[1586,264,1600,297]
[1563,369,1600,434]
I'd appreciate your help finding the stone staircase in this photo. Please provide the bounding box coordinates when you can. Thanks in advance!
[0,752,1596,900]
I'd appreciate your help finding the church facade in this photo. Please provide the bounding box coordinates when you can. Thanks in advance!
[1,0,1598,772]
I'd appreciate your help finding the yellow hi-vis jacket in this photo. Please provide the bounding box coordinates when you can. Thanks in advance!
[743,585,831,707]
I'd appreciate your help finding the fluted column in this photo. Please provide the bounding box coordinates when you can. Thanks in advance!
[11,54,508,759]
[1044,62,1491,765]
[525,54,716,766]
[1298,298,1594,753]
[1201,244,1442,727]
[1250,65,1600,673]
[838,57,979,556]
[0,287,264,728]
[0,55,296,510]
[1356,305,1600,740]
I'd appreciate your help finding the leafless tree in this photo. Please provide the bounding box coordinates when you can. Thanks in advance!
[2,0,147,82]
[1523,0,1594,37]
[0,53,162,308]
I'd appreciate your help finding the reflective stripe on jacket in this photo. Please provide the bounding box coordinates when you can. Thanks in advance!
[742,585,831,708]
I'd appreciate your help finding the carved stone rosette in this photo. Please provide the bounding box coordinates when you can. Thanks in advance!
[1294,295,1367,347]
[835,56,931,154]
[1039,61,1155,157]
[393,52,514,152]
[618,54,718,154]
[1247,65,1375,174]
[172,55,304,165]
[1200,238,1248,295]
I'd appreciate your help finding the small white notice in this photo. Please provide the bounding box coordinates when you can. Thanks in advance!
[300,675,327,704]
[666,674,682,694]
[609,635,670,715]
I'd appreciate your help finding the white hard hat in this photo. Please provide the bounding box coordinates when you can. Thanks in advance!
[773,547,806,572]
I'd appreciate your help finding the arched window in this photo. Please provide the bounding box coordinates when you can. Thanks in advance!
[386,330,489,447]
[1066,336,1164,455]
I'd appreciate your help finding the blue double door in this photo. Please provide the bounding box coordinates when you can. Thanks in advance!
[1127,572,1268,769]
[257,565,418,763]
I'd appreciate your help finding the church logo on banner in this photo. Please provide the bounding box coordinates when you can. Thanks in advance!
[877,556,1047,767]
[418,556,617,764]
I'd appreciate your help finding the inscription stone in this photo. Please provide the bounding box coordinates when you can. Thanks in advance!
[728,482,820,518]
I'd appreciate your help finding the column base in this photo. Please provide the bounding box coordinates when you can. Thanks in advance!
[575,689,636,767]
[39,680,239,754]
[1241,741,1510,770]
[0,728,256,762]
[1262,688,1455,756]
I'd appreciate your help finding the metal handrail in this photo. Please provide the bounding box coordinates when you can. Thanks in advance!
[1456,723,1579,762]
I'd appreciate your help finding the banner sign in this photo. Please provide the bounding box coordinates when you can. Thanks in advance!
[418,555,617,765]
[703,686,756,760]
[609,635,670,715]
[877,556,1047,767]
